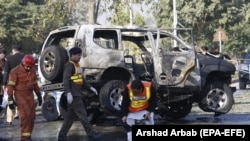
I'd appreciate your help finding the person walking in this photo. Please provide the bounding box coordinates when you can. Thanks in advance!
[7,55,42,141]
[57,47,102,141]
[3,44,25,125]
[121,79,157,141]
[3,44,24,84]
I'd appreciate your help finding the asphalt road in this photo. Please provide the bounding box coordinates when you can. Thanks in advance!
[0,108,126,141]
[1,81,250,141]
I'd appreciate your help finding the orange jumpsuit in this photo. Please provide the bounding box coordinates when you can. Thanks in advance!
[7,64,40,141]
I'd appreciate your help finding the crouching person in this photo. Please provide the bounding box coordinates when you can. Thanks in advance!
[121,79,157,141]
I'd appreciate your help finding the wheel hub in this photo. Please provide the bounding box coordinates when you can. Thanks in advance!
[206,88,227,110]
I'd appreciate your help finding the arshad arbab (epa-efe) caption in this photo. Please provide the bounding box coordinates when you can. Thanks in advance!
[132,125,250,140]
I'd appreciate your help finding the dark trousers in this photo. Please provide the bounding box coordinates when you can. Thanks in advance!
[58,97,95,138]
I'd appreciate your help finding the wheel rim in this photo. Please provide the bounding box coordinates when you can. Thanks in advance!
[43,52,56,74]
[109,88,123,111]
[206,88,227,110]
[46,100,57,113]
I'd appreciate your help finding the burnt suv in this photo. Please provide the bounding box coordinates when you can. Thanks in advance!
[38,25,236,121]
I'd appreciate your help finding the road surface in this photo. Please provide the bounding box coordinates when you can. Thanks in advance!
[1,81,250,141]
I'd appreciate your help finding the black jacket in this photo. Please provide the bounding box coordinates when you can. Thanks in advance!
[3,52,24,85]
[63,61,92,97]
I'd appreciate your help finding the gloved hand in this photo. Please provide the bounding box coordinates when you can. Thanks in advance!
[36,92,42,106]
[90,87,98,95]
[8,96,16,110]
[67,93,73,104]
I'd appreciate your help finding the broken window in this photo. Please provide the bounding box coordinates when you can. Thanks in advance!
[93,30,118,49]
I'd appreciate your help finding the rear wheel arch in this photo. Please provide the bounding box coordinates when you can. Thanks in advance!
[202,71,232,87]
[101,67,132,82]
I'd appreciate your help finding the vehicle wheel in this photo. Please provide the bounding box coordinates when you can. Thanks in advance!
[39,45,68,82]
[239,79,247,89]
[42,98,60,121]
[99,80,126,116]
[198,81,234,114]
[165,99,192,119]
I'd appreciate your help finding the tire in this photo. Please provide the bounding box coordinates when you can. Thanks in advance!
[42,98,60,121]
[39,45,68,82]
[165,99,192,119]
[239,79,247,89]
[198,81,234,114]
[99,80,126,116]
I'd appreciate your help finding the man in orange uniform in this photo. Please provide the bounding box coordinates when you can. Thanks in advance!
[7,55,42,141]
[121,79,157,141]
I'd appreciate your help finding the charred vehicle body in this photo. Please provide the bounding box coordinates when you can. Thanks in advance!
[38,25,236,121]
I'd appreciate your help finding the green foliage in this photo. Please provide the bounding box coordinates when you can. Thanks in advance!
[0,0,88,53]
[223,2,250,57]
[152,0,250,58]
[0,0,250,58]
[109,1,130,26]
[108,0,146,57]
[108,0,145,26]
[134,13,145,27]
[0,0,33,51]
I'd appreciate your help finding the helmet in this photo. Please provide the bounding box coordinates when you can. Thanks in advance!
[22,55,35,67]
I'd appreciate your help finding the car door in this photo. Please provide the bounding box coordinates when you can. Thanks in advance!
[150,29,200,87]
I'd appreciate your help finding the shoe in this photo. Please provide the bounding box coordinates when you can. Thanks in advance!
[89,132,103,139]
[5,122,12,126]
[58,138,67,141]
[57,136,67,141]
[214,112,221,118]
[14,115,19,119]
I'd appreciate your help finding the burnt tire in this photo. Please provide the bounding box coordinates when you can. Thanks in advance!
[99,80,126,116]
[198,81,234,114]
[165,99,192,119]
[42,98,60,121]
[39,45,68,82]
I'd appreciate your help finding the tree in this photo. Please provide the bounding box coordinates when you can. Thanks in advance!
[0,0,34,51]
[0,0,90,53]
[107,0,145,26]
[151,0,250,57]
[224,3,250,57]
